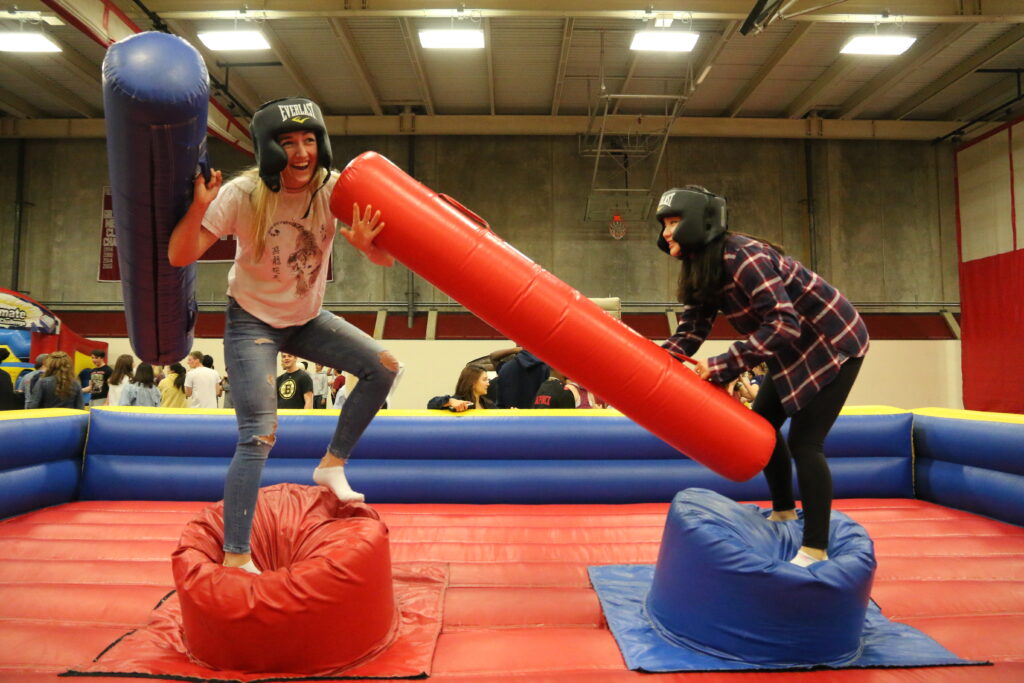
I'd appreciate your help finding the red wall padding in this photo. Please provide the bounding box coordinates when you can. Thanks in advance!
[959,250,1024,412]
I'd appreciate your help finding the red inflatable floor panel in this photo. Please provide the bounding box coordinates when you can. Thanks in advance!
[1,497,1022,681]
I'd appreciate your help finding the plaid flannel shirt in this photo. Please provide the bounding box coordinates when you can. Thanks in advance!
[662,234,868,416]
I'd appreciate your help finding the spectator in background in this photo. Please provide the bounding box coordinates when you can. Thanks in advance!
[0,349,17,411]
[221,368,233,409]
[533,369,577,409]
[465,346,519,406]
[495,349,548,408]
[428,365,494,412]
[106,354,135,408]
[80,350,112,407]
[331,368,346,404]
[119,362,161,407]
[184,350,221,408]
[566,379,605,409]
[312,363,330,409]
[277,353,313,409]
[15,353,48,409]
[27,352,83,410]
[159,362,188,408]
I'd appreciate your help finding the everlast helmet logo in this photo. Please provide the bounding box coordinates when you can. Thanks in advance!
[278,102,316,121]
[658,191,676,210]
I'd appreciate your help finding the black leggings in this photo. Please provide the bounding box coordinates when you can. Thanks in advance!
[753,357,863,551]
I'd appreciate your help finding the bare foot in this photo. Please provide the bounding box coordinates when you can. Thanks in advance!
[768,509,799,522]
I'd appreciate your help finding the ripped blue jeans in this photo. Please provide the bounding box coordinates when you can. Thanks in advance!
[222,297,396,554]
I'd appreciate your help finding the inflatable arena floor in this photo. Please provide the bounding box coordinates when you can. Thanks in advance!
[1,407,1022,681]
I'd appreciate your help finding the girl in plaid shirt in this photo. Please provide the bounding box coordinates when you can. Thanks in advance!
[656,186,868,567]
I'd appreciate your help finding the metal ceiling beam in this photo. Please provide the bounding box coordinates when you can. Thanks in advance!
[484,17,496,115]
[550,18,574,116]
[888,23,1024,119]
[149,0,1024,24]
[610,52,641,115]
[837,23,975,119]
[785,54,858,119]
[328,17,384,115]
[2,115,961,141]
[945,74,1021,121]
[165,18,262,115]
[727,22,811,117]
[0,54,101,117]
[0,86,45,119]
[40,0,253,154]
[684,21,740,108]
[399,17,435,115]
[260,21,323,103]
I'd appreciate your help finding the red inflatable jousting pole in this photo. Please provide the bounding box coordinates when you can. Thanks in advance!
[332,152,774,482]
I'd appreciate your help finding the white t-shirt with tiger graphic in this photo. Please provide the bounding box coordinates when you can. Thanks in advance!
[202,172,339,328]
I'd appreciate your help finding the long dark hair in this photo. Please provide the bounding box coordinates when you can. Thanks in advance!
[675,231,786,307]
[169,363,187,392]
[109,354,134,387]
[133,363,155,388]
[454,365,493,408]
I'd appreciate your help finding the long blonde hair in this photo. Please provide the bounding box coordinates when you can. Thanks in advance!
[44,351,75,399]
[240,164,330,262]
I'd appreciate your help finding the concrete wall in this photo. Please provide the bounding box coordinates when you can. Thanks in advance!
[0,140,21,290]
[1,135,959,308]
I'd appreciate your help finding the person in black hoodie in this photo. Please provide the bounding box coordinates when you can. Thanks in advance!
[495,349,548,408]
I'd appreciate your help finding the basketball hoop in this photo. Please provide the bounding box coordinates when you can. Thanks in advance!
[609,214,627,240]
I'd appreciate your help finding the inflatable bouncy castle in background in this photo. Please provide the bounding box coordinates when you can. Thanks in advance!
[0,288,108,388]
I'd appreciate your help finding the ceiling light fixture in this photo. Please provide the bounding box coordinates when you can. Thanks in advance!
[840,34,916,55]
[418,29,484,49]
[197,30,270,51]
[0,31,61,52]
[3,10,63,26]
[630,30,699,52]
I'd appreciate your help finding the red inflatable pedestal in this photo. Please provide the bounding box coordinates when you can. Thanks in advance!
[333,152,774,482]
[172,484,398,674]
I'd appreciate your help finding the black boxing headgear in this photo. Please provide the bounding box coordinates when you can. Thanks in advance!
[655,186,728,255]
[250,97,332,192]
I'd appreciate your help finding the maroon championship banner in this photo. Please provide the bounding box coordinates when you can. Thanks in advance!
[99,187,331,282]
[98,187,120,282]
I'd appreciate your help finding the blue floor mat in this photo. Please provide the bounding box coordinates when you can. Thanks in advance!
[589,564,989,673]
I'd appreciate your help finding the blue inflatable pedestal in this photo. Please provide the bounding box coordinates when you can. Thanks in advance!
[647,488,874,666]
[589,488,985,673]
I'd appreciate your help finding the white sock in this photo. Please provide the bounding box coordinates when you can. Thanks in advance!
[313,465,365,503]
[789,549,827,567]
[224,559,261,574]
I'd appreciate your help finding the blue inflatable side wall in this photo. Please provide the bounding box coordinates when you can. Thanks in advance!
[0,410,88,520]
[79,408,914,503]
[102,32,208,364]
[913,409,1024,526]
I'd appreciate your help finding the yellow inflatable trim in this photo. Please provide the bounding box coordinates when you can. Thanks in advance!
[913,407,1024,425]
[0,408,86,421]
